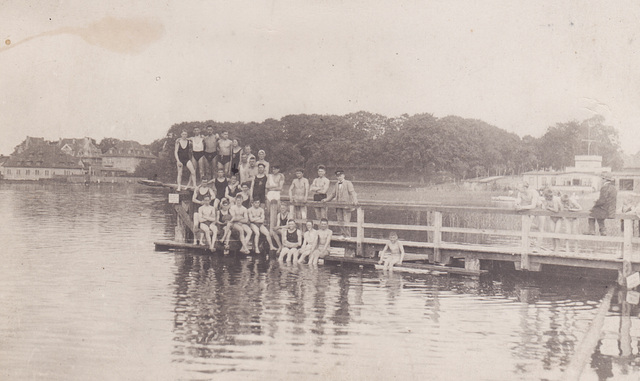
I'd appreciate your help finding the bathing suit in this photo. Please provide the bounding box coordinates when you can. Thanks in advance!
[177,140,190,166]
[279,213,289,227]
[214,178,228,200]
[203,134,218,161]
[231,149,242,174]
[226,183,240,199]
[198,205,216,227]
[218,155,231,165]
[218,209,231,224]
[193,151,204,161]
[286,229,299,246]
[252,175,267,204]
[191,136,205,161]
[195,187,215,204]
[241,195,251,209]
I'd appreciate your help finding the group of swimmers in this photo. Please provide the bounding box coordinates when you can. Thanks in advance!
[178,126,367,264]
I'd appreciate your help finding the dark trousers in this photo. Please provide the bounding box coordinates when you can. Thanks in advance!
[588,218,606,235]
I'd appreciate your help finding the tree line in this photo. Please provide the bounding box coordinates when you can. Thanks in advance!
[133,112,623,183]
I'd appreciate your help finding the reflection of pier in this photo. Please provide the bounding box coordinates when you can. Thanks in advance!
[161,193,640,282]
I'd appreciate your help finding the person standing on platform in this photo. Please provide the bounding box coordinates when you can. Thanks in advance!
[230,139,243,177]
[242,155,259,186]
[310,165,330,219]
[323,169,358,238]
[203,125,219,179]
[587,173,618,236]
[217,131,233,176]
[256,150,270,174]
[289,168,310,221]
[190,127,206,183]
[250,163,268,208]
[266,165,285,226]
[174,130,196,192]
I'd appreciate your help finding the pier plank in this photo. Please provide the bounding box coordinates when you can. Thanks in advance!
[322,256,487,276]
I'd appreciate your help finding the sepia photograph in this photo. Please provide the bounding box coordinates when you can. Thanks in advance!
[2,1,640,380]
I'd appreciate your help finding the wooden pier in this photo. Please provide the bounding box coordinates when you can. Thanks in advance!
[156,191,640,283]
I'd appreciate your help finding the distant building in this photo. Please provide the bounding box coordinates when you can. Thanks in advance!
[12,136,48,154]
[524,155,640,193]
[58,138,103,170]
[524,155,610,192]
[102,140,156,174]
[0,145,84,180]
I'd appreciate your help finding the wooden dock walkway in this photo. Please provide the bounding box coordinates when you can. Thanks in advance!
[158,189,640,284]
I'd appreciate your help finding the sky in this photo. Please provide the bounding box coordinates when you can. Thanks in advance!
[1,1,640,155]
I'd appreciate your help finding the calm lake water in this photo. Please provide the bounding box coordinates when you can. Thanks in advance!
[1,183,639,380]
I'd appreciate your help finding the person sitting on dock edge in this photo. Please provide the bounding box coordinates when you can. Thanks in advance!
[217,198,233,253]
[271,203,289,254]
[587,173,617,236]
[192,177,218,243]
[196,195,218,251]
[298,220,318,264]
[323,169,358,238]
[378,231,405,270]
[248,199,276,254]
[230,194,252,254]
[309,218,332,266]
[279,219,302,263]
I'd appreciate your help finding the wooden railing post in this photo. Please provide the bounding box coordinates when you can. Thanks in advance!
[620,218,634,286]
[520,215,531,270]
[356,206,364,257]
[433,211,442,263]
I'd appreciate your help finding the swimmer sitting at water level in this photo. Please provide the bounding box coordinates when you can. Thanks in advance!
[378,232,405,270]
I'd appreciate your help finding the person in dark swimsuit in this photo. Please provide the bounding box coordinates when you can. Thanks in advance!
[250,163,268,206]
[240,183,252,209]
[203,125,219,179]
[225,174,241,200]
[213,168,228,201]
[174,130,196,191]
[230,139,242,176]
[279,219,302,263]
[270,203,289,253]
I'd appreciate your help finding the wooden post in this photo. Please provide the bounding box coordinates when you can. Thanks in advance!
[269,201,278,232]
[356,206,364,257]
[520,215,531,271]
[433,211,442,263]
[619,219,634,286]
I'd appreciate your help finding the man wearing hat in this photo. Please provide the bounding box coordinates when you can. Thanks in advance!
[587,173,617,236]
[323,169,358,237]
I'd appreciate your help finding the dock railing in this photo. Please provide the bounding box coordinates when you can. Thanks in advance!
[283,199,640,282]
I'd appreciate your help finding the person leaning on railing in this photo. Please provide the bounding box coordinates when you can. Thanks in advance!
[322,169,358,238]
[587,173,617,236]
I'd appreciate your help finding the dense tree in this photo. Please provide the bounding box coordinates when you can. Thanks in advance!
[133,112,624,183]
